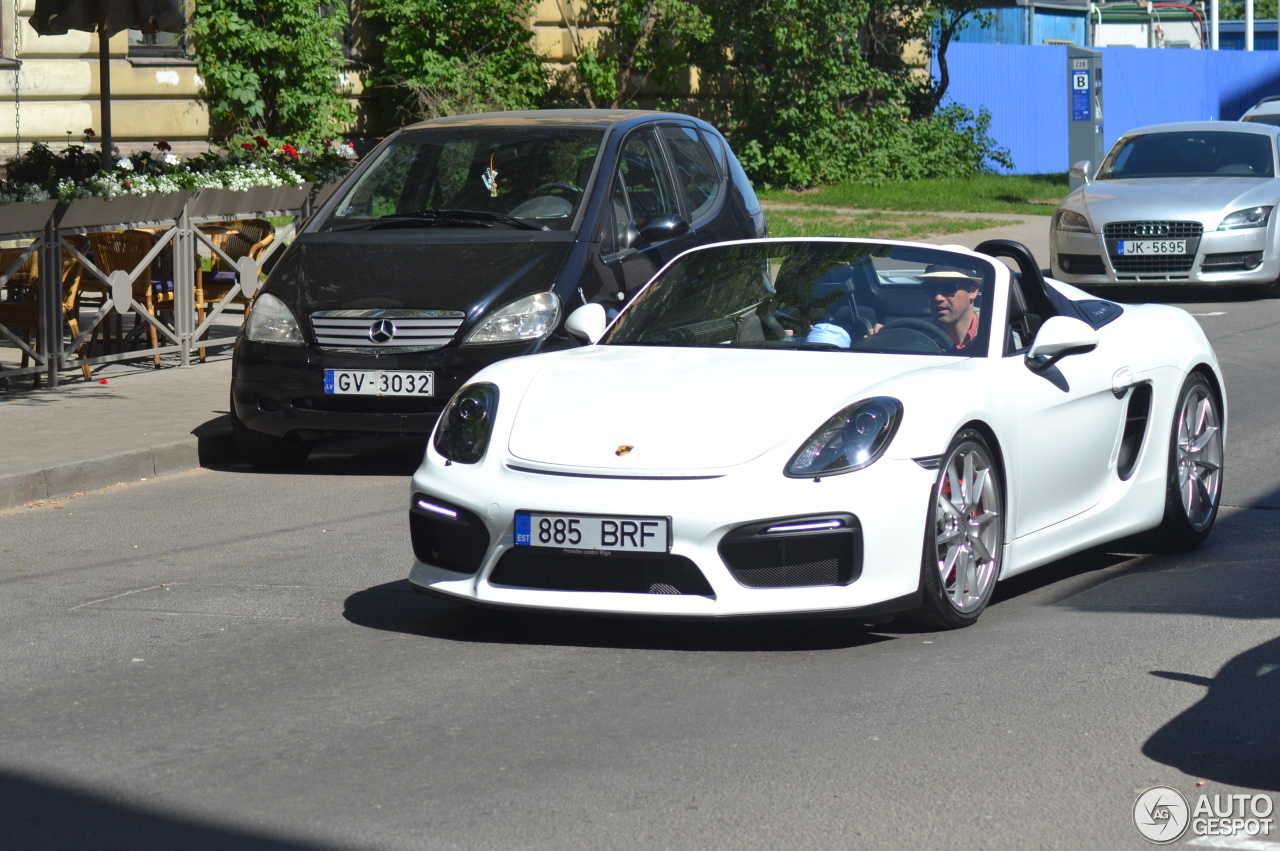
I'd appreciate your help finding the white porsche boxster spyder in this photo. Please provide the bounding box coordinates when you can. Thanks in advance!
[407,238,1226,628]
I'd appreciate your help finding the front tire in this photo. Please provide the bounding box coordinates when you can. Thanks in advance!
[1156,371,1224,550]
[909,430,1005,629]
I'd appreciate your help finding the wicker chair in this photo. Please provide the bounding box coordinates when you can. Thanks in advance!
[200,218,275,310]
[196,219,275,360]
[0,237,93,383]
[87,229,174,368]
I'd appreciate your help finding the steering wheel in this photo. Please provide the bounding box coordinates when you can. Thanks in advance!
[531,182,582,201]
[878,318,955,352]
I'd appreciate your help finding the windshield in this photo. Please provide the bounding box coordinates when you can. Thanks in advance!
[1098,130,1275,179]
[319,125,605,232]
[602,240,994,357]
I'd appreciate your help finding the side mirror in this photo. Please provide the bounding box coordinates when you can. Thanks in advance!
[634,213,690,244]
[565,302,608,344]
[1025,316,1098,373]
[1069,160,1093,185]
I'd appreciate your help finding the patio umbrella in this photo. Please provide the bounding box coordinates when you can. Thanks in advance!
[28,1,186,165]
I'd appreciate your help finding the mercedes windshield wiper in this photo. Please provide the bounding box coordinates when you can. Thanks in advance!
[390,209,547,231]
[329,209,548,232]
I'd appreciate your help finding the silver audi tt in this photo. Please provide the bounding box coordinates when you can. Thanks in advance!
[1051,121,1280,296]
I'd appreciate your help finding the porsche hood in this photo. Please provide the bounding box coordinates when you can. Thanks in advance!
[505,346,942,471]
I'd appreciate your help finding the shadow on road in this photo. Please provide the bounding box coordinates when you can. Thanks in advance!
[343,580,894,653]
[1143,637,1280,792]
[0,769,338,851]
[1049,485,1280,791]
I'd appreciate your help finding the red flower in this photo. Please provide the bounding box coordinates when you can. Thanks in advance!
[241,143,256,151]
[323,138,333,148]
[155,140,172,151]
[254,135,269,150]
[281,143,299,161]
[83,128,96,138]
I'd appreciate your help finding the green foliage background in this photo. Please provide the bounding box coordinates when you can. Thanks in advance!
[188,0,354,147]
[360,0,547,121]
[190,0,1012,189]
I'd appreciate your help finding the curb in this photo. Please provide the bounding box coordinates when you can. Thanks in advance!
[0,416,238,511]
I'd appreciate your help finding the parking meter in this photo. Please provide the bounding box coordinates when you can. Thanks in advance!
[1068,46,1105,191]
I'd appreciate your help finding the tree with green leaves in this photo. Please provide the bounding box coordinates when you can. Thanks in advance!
[1220,1,1279,19]
[559,0,714,108]
[361,0,548,122]
[189,0,354,147]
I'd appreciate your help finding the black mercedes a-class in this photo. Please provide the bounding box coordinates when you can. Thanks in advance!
[231,109,767,465]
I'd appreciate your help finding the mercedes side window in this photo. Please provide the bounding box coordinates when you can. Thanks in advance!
[617,128,679,226]
[660,125,722,223]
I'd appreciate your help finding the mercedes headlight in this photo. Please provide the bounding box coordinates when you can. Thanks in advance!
[433,383,499,464]
[1217,205,1272,230]
[244,292,305,345]
[1055,209,1091,233]
[464,292,561,345]
[786,397,903,479]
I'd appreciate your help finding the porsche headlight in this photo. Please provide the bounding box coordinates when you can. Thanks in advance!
[1217,205,1272,230]
[244,292,305,345]
[786,397,903,479]
[433,383,499,464]
[463,292,561,345]
[1055,209,1091,233]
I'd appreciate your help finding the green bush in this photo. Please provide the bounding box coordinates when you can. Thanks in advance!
[361,0,547,122]
[188,0,354,148]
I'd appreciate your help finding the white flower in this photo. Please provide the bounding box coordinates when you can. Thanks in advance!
[117,158,134,171]
[164,153,180,166]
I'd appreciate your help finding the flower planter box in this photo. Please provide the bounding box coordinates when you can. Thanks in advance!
[57,192,191,231]
[0,200,59,238]
[188,183,314,221]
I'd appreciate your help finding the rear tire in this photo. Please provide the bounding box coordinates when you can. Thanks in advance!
[230,404,313,468]
[906,430,1005,630]
[1155,371,1224,550]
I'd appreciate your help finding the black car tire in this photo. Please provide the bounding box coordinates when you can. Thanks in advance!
[231,402,313,467]
[905,429,1005,630]
[1154,371,1224,551]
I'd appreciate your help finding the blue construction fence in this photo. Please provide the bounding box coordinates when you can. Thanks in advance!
[939,43,1280,174]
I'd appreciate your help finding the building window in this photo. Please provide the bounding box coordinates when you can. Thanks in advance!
[127,1,190,60]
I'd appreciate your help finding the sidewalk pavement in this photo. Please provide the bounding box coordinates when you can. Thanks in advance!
[0,215,1052,512]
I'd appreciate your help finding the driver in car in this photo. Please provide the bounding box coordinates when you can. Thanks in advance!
[920,268,981,350]
[864,265,982,351]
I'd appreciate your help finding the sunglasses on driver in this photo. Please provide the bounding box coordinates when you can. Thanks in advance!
[924,279,979,297]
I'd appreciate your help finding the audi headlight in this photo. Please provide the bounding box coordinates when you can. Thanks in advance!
[433,383,499,464]
[1217,205,1272,230]
[244,292,305,344]
[1055,209,1091,233]
[464,292,561,345]
[786,397,903,479]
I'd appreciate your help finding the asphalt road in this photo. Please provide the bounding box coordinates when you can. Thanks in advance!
[1,288,1277,851]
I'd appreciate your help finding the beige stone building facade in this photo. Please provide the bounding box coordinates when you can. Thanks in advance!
[0,0,610,163]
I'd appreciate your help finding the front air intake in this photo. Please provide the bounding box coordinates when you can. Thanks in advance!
[410,495,490,575]
[718,514,862,588]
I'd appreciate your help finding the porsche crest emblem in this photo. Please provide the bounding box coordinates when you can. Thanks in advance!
[615,445,634,457]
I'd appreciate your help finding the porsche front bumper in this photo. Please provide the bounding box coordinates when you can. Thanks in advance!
[406,452,935,618]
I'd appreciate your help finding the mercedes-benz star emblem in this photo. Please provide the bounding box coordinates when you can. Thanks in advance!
[368,318,397,344]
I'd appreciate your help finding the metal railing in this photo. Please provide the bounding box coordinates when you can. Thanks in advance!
[0,184,337,389]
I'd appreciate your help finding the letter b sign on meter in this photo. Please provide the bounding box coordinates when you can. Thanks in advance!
[1072,65,1092,121]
